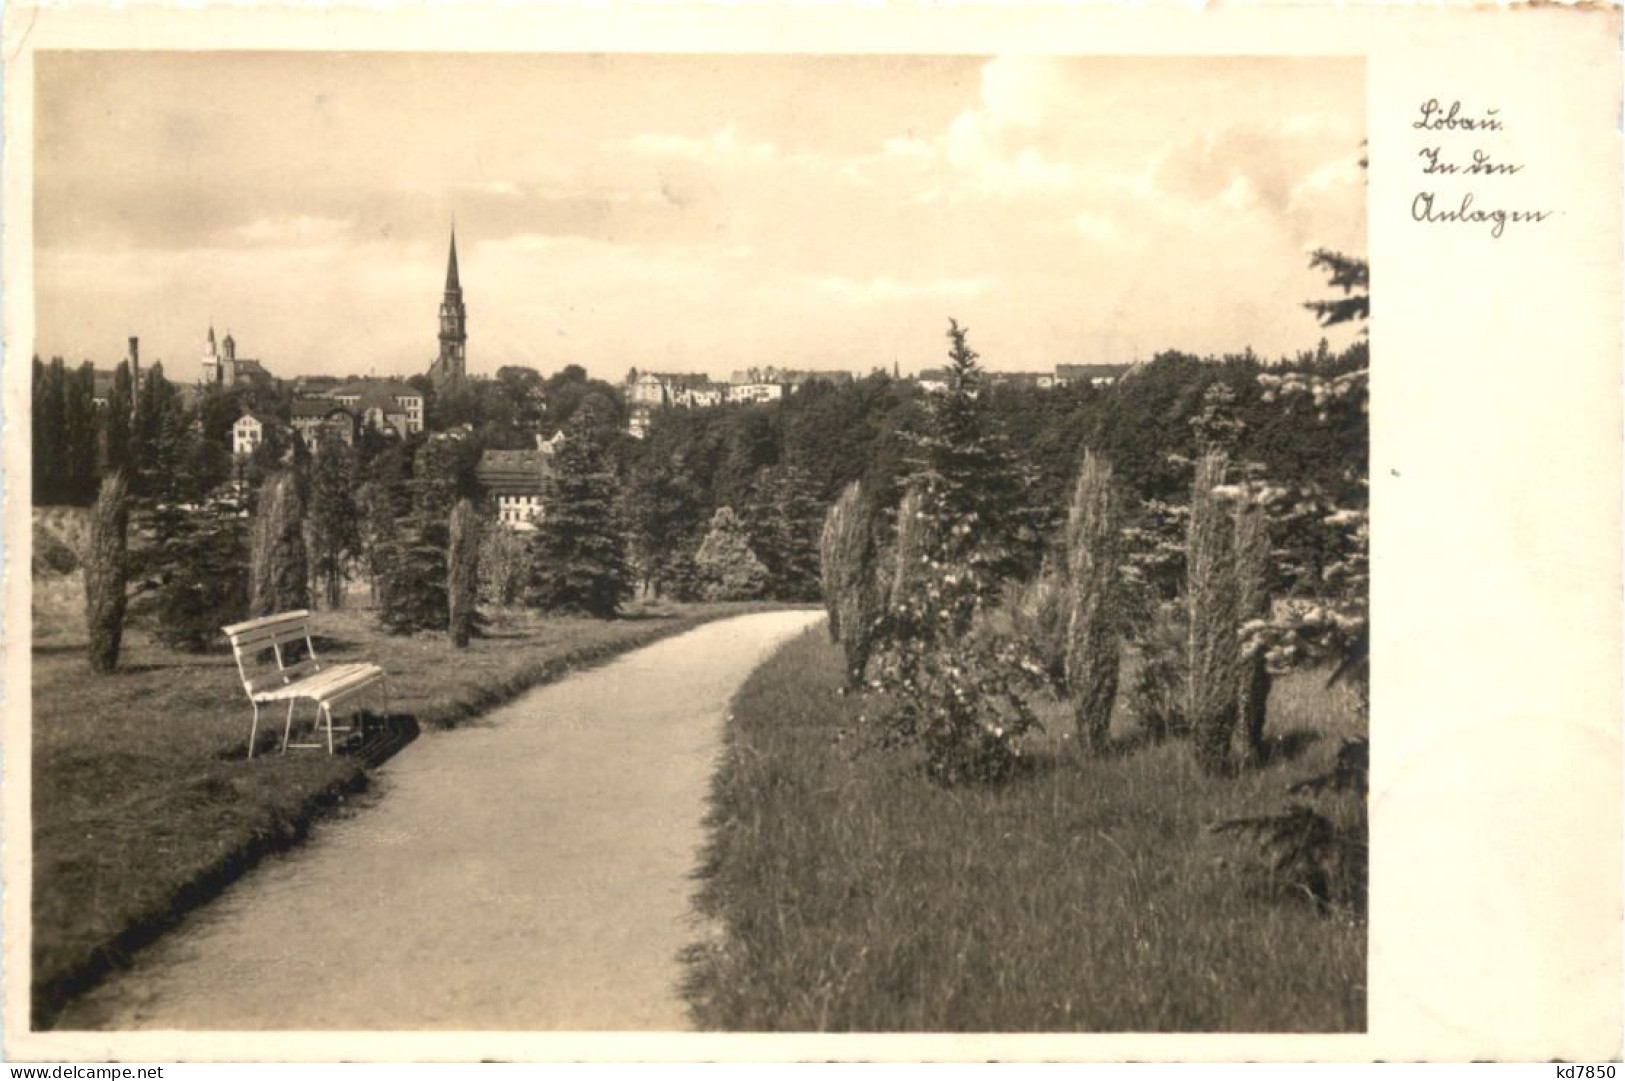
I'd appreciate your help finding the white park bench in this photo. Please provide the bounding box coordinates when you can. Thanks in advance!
[223,610,389,759]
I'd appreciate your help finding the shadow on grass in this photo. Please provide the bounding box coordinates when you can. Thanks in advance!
[222,711,420,767]
[1260,728,1322,765]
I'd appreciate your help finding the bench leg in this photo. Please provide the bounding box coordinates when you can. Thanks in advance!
[281,700,298,754]
[323,703,335,755]
[248,701,261,761]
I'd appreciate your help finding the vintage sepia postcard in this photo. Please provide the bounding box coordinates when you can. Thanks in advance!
[2,0,1619,1064]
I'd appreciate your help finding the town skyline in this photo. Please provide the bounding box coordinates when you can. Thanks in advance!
[35,52,1365,383]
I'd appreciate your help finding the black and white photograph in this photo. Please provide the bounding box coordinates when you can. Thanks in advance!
[5,11,1619,1063]
[24,50,1369,1036]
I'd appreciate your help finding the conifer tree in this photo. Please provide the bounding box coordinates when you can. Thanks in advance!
[378,439,456,634]
[694,506,770,601]
[527,401,632,618]
[743,465,824,601]
[84,472,129,673]
[249,470,311,617]
[305,440,361,608]
[818,481,883,687]
[64,362,101,504]
[100,362,134,481]
[1063,452,1124,754]
[1186,451,1241,774]
[33,358,68,505]
[447,498,481,648]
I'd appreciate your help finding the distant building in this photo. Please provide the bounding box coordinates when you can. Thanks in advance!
[917,367,952,394]
[628,403,654,439]
[477,447,552,531]
[427,227,467,388]
[987,371,1055,390]
[290,398,359,448]
[1053,363,1132,388]
[233,411,285,457]
[201,326,272,388]
[325,379,425,436]
[628,371,714,407]
[726,381,785,404]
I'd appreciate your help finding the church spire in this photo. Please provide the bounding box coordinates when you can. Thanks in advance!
[444,225,461,294]
[431,222,467,387]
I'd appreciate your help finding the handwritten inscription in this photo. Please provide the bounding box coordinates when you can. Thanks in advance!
[1410,99,1551,238]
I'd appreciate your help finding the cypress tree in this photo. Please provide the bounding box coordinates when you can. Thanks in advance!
[1233,496,1273,766]
[447,498,480,648]
[84,473,129,674]
[249,470,311,617]
[1186,451,1241,775]
[817,481,882,688]
[1062,452,1123,755]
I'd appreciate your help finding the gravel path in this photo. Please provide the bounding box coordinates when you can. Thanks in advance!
[59,610,824,1031]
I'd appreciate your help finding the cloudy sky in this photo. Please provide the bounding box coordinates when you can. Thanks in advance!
[35,52,1364,382]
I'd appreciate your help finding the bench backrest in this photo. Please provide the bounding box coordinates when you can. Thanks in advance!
[222,610,324,698]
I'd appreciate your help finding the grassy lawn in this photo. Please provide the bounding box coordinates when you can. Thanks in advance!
[31,557,778,1029]
[684,627,1367,1032]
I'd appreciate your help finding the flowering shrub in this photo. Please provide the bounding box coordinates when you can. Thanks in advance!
[861,495,1046,783]
[856,460,1046,784]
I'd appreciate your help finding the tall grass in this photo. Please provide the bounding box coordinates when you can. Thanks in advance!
[685,630,1366,1032]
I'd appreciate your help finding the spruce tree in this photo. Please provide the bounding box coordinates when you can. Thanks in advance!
[527,402,632,618]
[377,439,456,634]
[306,440,361,608]
[743,465,823,601]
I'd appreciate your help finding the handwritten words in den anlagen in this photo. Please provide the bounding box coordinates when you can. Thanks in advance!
[1412,99,1553,239]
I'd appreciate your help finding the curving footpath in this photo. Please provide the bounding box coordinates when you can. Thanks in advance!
[59,610,825,1031]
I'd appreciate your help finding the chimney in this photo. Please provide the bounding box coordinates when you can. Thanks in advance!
[128,336,140,422]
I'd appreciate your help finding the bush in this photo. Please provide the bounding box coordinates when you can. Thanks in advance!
[1062,452,1123,754]
[83,474,129,674]
[1127,601,1189,741]
[694,506,770,602]
[1214,736,1368,913]
[477,523,531,608]
[1001,561,1069,693]
[865,479,1044,784]
[818,482,883,688]
[447,498,481,649]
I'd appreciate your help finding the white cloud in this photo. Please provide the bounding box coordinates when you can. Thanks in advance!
[228,215,352,246]
[619,124,781,165]
[804,274,992,304]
